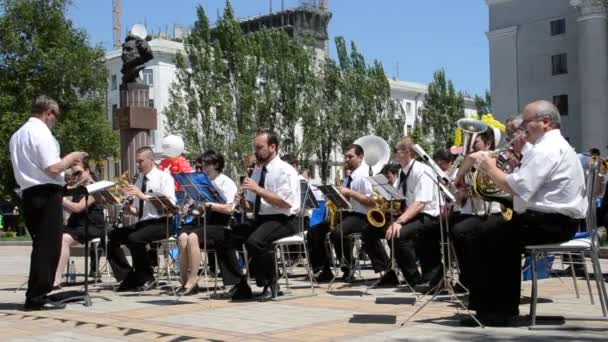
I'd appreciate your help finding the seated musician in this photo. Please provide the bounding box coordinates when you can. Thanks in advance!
[327,144,376,282]
[451,129,503,291]
[107,146,176,292]
[177,150,241,296]
[230,130,301,301]
[364,137,441,289]
[53,159,105,288]
[380,163,401,187]
[463,100,587,326]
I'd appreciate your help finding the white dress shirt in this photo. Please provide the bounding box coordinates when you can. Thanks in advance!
[348,164,374,215]
[133,167,177,222]
[212,173,237,204]
[506,129,587,219]
[398,159,440,217]
[10,117,64,190]
[245,156,301,216]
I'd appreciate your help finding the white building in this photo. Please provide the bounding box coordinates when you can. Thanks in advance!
[389,79,478,136]
[487,0,608,152]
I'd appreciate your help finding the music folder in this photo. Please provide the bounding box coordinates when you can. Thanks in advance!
[317,185,351,210]
[147,192,179,215]
[173,172,226,204]
[367,174,405,202]
[300,180,321,209]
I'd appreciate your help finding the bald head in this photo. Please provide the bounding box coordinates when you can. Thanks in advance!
[525,100,561,128]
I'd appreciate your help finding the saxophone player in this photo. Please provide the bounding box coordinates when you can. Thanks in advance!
[176,150,240,296]
[462,100,587,327]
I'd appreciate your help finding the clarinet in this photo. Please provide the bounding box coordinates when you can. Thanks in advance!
[231,161,256,225]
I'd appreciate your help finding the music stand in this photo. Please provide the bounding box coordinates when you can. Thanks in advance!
[173,172,226,300]
[317,185,353,290]
[53,181,115,307]
[402,144,483,328]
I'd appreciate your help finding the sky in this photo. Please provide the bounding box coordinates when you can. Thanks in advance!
[67,0,490,96]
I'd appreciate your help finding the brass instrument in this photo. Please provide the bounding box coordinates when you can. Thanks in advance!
[326,169,342,231]
[454,118,489,211]
[471,144,520,207]
[367,192,402,229]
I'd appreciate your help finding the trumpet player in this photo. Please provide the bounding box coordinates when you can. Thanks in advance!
[461,100,587,327]
[176,150,241,296]
[107,146,176,292]
[364,137,441,289]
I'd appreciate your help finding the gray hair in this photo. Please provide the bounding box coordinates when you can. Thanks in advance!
[31,95,59,116]
[532,100,561,127]
[506,114,523,129]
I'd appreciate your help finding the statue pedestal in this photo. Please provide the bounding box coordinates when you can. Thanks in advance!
[113,83,157,176]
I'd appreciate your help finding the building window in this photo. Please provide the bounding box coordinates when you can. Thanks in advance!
[550,18,566,36]
[405,102,412,113]
[143,69,153,86]
[551,53,567,75]
[111,74,117,90]
[553,94,568,116]
[406,125,413,134]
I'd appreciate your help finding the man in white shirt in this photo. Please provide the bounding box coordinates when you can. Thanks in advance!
[328,144,376,282]
[465,100,587,326]
[10,95,86,311]
[107,146,176,291]
[231,130,301,301]
[364,137,442,289]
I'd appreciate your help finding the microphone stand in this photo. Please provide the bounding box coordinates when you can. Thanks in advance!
[401,145,483,328]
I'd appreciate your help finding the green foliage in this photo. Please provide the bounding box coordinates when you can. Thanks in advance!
[419,69,465,152]
[0,0,118,197]
[474,90,492,115]
[166,2,402,182]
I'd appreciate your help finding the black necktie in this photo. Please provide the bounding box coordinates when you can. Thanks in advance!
[138,176,147,219]
[345,176,353,189]
[400,170,407,195]
[254,166,267,218]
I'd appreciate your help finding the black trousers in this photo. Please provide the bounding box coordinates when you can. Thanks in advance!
[232,215,297,287]
[180,224,242,286]
[329,213,370,270]
[107,218,170,285]
[450,213,503,289]
[307,221,331,273]
[467,211,579,316]
[22,184,64,304]
[364,214,441,284]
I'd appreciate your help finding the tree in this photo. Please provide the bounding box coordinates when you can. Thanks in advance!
[0,0,118,197]
[474,90,492,115]
[419,69,465,151]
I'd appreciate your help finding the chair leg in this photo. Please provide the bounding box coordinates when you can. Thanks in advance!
[301,240,315,292]
[280,244,290,290]
[530,251,538,328]
[580,251,594,305]
[589,248,608,316]
[568,254,580,299]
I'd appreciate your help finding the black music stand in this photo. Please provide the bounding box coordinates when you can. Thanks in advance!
[173,173,226,299]
[363,175,416,294]
[402,144,483,328]
[317,185,352,290]
[52,181,115,307]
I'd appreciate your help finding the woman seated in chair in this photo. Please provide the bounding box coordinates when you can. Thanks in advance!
[177,150,241,296]
[53,159,105,288]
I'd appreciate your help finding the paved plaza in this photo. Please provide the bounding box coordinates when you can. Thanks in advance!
[1,245,607,341]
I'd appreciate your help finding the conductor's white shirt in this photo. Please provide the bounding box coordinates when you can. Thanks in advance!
[10,117,64,190]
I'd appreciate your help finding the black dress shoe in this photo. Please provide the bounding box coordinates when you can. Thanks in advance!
[257,283,282,302]
[377,270,400,287]
[24,299,66,311]
[460,313,518,327]
[231,282,253,300]
[136,279,156,292]
[116,282,139,292]
[314,270,334,283]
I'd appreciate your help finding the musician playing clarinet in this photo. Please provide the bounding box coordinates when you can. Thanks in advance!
[229,129,301,301]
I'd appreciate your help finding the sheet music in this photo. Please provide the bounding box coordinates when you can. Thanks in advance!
[317,185,352,210]
[85,180,116,194]
[368,175,405,201]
